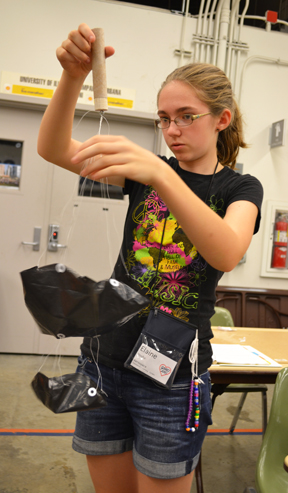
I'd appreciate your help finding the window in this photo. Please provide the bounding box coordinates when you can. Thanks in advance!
[78,177,124,200]
[0,139,23,189]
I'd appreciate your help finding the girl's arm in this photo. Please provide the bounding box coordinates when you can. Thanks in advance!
[152,168,258,273]
[37,69,86,172]
[37,24,124,187]
[71,134,259,272]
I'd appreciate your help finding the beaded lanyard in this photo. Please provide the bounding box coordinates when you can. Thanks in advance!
[185,160,218,433]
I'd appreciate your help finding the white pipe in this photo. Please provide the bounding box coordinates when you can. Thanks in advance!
[206,0,219,63]
[277,19,288,28]
[238,55,288,106]
[233,0,250,94]
[199,0,213,62]
[226,0,241,77]
[216,0,230,70]
[178,0,191,67]
[194,0,206,62]
[232,1,241,79]
[241,15,288,28]
[212,0,229,66]
[243,15,268,22]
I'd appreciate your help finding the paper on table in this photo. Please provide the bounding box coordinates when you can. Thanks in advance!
[212,344,281,367]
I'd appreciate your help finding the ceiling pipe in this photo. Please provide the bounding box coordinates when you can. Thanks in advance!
[211,0,229,67]
[178,0,191,67]
[238,55,288,106]
[216,0,231,70]
[193,0,206,61]
[199,0,213,62]
[206,0,219,63]
[243,14,288,30]
[225,0,241,78]
[233,0,250,95]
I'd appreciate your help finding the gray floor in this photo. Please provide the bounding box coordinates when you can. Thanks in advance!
[0,354,273,493]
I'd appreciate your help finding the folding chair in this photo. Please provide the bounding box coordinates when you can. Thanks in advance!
[210,307,268,435]
[243,367,288,493]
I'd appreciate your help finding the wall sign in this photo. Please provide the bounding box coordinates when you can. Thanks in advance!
[270,119,286,148]
[0,71,135,109]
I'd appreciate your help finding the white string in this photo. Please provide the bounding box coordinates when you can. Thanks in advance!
[36,339,63,376]
[73,110,93,132]
[34,109,122,378]
[188,330,204,384]
[55,111,111,265]
[37,353,51,374]
[89,337,108,397]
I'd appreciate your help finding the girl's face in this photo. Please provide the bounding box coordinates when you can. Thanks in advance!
[157,80,222,174]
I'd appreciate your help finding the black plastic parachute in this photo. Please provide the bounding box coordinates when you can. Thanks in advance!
[31,372,107,413]
[20,264,149,339]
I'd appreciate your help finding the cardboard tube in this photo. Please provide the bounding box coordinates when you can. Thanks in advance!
[91,28,108,112]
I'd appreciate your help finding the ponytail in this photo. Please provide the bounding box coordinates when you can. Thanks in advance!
[217,101,247,168]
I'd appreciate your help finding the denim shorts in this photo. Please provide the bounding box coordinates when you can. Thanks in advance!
[72,355,212,479]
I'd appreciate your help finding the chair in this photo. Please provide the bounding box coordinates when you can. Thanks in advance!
[194,308,269,493]
[243,367,288,493]
[210,307,268,435]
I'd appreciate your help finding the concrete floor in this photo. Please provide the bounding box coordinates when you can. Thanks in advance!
[0,354,273,493]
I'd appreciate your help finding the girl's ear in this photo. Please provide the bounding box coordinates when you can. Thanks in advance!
[217,109,232,132]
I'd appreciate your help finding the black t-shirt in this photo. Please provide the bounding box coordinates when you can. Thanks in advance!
[81,157,263,377]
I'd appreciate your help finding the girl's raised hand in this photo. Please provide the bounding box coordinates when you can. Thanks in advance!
[56,23,115,80]
[71,135,168,187]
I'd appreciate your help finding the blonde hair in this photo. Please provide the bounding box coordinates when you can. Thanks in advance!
[158,63,247,169]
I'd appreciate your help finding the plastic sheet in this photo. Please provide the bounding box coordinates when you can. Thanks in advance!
[31,371,107,413]
[20,264,150,338]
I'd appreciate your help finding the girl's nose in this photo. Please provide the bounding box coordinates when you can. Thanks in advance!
[166,121,182,136]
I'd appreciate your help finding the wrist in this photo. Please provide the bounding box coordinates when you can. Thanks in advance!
[151,158,177,194]
[61,69,87,87]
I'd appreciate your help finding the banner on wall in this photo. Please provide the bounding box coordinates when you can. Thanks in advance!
[0,71,135,109]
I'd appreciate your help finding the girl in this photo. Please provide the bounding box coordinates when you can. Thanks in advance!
[37,23,263,493]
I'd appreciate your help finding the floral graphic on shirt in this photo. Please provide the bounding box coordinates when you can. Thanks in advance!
[127,186,210,316]
[209,195,225,217]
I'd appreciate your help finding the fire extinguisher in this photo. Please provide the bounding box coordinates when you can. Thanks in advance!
[271,215,288,268]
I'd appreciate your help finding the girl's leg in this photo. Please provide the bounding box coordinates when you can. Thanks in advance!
[137,469,194,493]
[86,452,194,493]
[86,451,138,493]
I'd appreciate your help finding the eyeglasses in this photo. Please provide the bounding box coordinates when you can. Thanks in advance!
[155,112,211,129]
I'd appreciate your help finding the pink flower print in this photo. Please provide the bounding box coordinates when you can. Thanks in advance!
[160,306,172,314]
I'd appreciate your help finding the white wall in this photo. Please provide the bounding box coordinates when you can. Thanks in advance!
[1,0,288,291]
[223,25,288,290]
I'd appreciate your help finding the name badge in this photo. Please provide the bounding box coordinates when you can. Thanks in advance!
[130,343,178,385]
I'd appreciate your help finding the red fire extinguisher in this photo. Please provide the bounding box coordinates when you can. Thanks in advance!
[271,215,288,268]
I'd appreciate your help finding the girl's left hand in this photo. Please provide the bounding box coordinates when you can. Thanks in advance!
[71,134,167,186]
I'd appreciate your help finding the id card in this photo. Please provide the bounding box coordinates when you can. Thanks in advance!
[130,343,178,385]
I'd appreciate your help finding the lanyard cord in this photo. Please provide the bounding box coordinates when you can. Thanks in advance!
[195,159,219,367]
[150,159,219,311]
[186,159,219,433]
[150,215,168,307]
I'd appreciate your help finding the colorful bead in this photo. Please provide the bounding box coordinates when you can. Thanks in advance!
[185,380,194,429]
[185,378,200,433]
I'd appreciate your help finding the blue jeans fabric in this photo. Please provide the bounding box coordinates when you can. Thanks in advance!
[72,356,212,479]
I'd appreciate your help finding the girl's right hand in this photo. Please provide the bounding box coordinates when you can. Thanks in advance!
[56,23,115,80]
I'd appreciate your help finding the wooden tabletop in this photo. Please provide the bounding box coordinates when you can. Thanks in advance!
[209,327,288,384]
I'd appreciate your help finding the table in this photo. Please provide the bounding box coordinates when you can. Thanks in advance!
[209,327,288,384]
[195,327,288,493]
